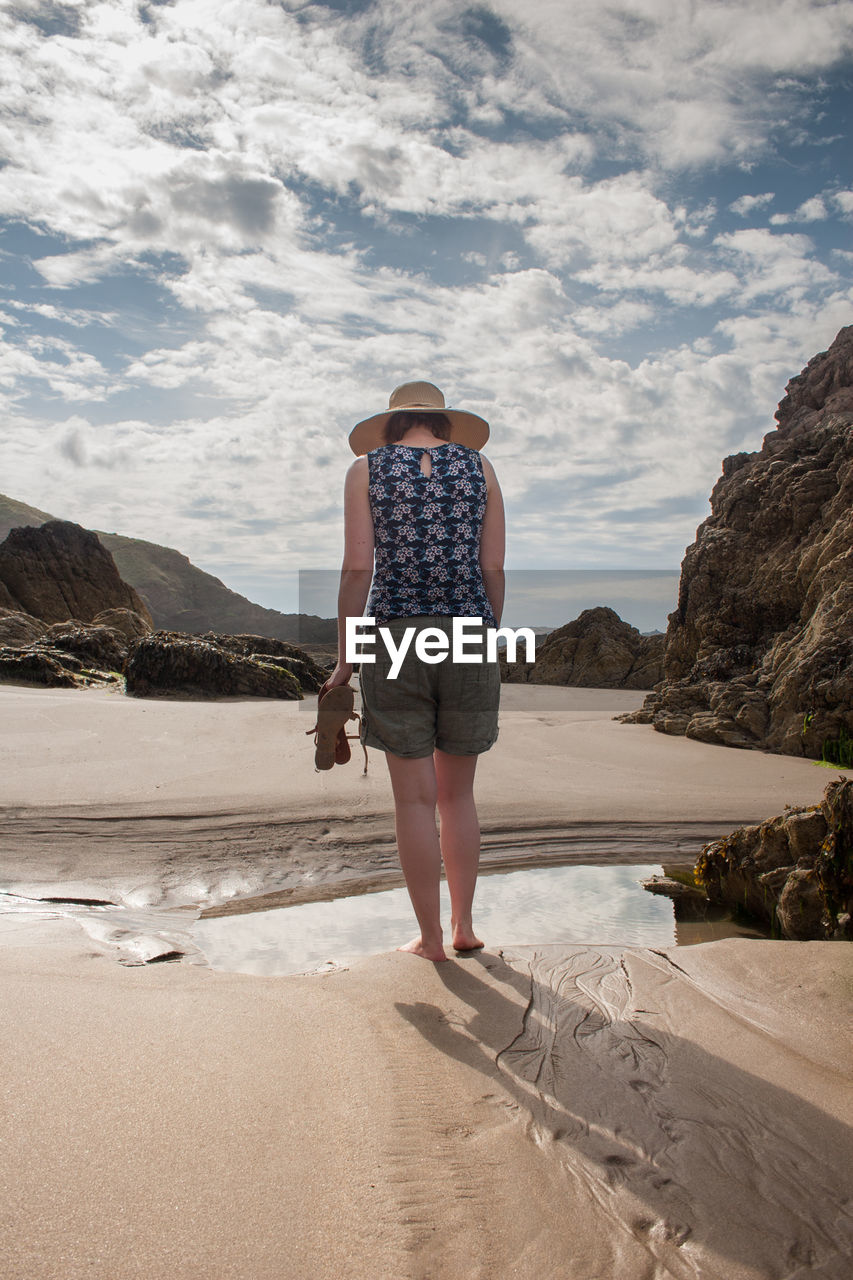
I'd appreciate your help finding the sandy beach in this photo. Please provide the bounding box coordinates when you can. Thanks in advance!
[2,684,852,1279]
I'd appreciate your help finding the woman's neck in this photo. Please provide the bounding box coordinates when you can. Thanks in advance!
[393,429,448,447]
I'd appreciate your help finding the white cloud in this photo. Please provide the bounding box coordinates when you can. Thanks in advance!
[794,195,830,221]
[577,253,741,307]
[729,192,775,216]
[713,228,834,300]
[834,190,853,218]
[486,0,853,167]
[771,194,831,225]
[572,299,656,336]
[0,332,110,402]
[1,0,852,596]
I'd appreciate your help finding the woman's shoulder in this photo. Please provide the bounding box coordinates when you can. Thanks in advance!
[346,455,369,487]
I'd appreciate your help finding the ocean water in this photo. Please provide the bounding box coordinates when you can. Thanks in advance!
[191,863,764,976]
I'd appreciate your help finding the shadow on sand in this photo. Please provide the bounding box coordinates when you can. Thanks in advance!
[396,946,853,1280]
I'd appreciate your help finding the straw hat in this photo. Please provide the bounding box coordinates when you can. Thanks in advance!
[348,380,490,456]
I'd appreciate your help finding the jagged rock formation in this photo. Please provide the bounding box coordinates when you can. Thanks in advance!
[621,327,853,757]
[690,778,852,941]
[501,606,664,688]
[124,632,325,699]
[0,521,153,627]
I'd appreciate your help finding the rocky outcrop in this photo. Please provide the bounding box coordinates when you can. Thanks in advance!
[0,614,324,698]
[621,327,853,757]
[0,609,48,647]
[0,649,86,688]
[195,632,328,693]
[0,608,154,689]
[686,778,852,940]
[501,607,664,688]
[0,521,153,627]
[91,608,152,642]
[37,623,129,674]
[0,619,137,689]
[124,632,313,699]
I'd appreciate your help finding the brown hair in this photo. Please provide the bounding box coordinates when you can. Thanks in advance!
[383,411,452,444]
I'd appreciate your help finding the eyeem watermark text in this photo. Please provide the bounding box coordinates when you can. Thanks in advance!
[346,616,536,679]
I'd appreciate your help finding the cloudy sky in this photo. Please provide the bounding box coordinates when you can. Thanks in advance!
[1,0,852,623]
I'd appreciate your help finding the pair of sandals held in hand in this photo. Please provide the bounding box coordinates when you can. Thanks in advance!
[306,682,368,774]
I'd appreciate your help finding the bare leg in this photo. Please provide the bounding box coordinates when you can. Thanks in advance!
[385,753,447,962]
[435,749,483,951]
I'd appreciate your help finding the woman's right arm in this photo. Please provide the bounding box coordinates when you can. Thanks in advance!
[324,457,374,690]
[479,455,505,627]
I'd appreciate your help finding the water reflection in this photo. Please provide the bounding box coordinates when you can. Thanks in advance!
[191,863,764,977]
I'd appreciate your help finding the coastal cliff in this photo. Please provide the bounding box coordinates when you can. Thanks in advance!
[622,326,853,759]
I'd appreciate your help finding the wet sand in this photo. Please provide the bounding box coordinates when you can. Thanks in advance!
[1,684,851,1278]
[3,919,851,1280]
[0,683,840,913]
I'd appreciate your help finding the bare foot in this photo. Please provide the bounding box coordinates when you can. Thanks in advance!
[451,924,484,952]
[398,936,448,962]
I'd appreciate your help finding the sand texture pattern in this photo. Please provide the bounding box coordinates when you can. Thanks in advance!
[2,919,851,1280]
[2,683,852,1278]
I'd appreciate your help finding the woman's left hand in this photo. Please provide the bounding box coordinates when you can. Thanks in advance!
[319,661,354,699]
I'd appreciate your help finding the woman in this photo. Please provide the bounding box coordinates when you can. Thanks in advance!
[321,380,505,962]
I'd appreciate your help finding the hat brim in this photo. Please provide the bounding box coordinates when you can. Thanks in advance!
[349,406,490,456]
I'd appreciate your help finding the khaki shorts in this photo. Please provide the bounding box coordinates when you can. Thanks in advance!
[358,615,501,758]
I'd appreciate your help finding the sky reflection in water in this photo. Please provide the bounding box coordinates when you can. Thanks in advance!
[193,863,684,976]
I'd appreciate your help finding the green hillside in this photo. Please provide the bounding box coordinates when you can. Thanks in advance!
[0,492,335,643]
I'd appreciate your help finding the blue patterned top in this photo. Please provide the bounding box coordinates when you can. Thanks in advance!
[366,442,497,628]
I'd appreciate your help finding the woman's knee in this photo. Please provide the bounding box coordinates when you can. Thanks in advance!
[434,749,478,807]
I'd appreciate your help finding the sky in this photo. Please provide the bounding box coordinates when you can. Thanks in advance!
[1,0,852,627]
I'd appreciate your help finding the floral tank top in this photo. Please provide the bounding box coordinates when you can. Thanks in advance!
[366,442,497,628]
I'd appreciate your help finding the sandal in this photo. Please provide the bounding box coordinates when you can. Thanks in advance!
[306,684,368,774]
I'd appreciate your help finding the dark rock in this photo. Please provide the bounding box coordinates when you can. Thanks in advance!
[776,868,825,941]
[0,609,48,646]
[92,608,152,642]
[0,579,20,611]
[195,632,328,693]
[0,521,153,627]
[619,327,853,757]
[694,778,853,939]
[0,618,129,687]
[125,632,305,699]
[37,623,128,673]
[501,606,664,688]
[0,648,84,688]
